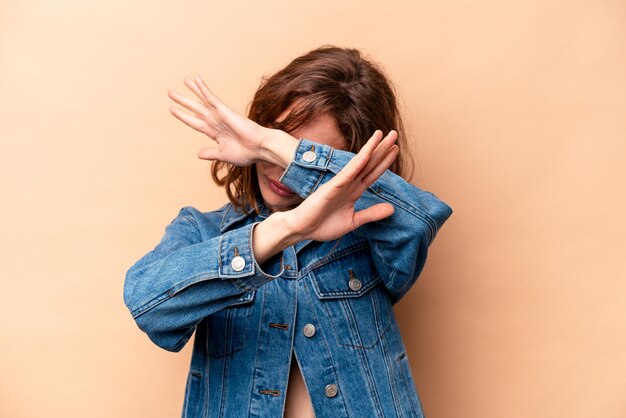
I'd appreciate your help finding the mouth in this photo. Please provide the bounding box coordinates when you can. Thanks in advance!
[267,178,296,196]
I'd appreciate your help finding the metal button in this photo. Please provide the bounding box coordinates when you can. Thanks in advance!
[348,278,362,291]
[231,256,245,272]
[302,150,317,162]
[303,323,316,338]
[325,383,338,398]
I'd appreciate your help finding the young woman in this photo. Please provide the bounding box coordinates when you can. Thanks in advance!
[124,46,453,418]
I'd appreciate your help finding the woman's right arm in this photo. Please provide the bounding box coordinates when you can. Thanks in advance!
[128,75,399,352]
[124,206,298,352]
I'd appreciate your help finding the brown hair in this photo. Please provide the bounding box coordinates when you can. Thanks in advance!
[211,45,414,214]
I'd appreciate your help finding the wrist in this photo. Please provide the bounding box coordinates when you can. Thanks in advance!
[251,210,305,265]
[268,210,305,247]
[258,129,299,168]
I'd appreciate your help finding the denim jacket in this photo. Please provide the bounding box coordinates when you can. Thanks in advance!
[123,138,453,418]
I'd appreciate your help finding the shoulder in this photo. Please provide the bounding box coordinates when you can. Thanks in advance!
[170,202,233,240]
[175,203,229,221]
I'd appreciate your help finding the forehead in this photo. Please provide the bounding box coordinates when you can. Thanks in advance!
[276,103,349,150]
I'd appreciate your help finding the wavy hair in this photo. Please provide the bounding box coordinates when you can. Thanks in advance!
[211,45,414,214]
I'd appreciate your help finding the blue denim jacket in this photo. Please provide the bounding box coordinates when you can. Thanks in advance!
[124,138,453,418]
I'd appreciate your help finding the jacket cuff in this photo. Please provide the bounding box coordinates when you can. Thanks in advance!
[278,138,333,199]
[219,221,284,291]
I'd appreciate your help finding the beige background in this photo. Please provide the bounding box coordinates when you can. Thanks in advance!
[1,0,625,417]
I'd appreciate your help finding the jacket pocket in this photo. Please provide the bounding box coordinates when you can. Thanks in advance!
[205,290,256,358]
[309,245,392,349]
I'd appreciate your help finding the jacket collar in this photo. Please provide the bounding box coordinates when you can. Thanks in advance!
[220,195,272,233]
[219,194,314,254]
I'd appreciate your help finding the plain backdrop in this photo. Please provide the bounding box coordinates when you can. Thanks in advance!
[1,0,625,417]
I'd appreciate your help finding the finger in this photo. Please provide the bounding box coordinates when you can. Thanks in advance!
[360,144,399,187]
[359,129,385,158]
[197,146,221,161]
[184,77,212,107]
[361,130,398,176]
[169,106,207,132]
[195,74,221,108]
[168,89,208,117]
[352,203,395,229]
[332,130,384,185]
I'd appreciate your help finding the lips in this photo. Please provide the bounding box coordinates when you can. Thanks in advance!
[268,178,295,195]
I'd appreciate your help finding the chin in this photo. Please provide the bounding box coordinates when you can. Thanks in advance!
[260,192,301,212]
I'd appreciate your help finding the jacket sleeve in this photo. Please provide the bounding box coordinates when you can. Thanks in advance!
[278,138,453,305]
[123,207,282,352]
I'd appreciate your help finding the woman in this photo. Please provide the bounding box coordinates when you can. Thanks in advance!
[124,46,453,418]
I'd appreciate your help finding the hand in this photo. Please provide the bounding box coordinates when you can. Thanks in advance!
[167,75,269,166]
[285,130,400,242]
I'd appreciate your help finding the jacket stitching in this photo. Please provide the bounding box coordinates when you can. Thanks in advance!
[332,293,393,349]
[220,204,251,233]
[300,241,369,277]
[399,355,420,417]
[218,318,230,414]
[376,298,405,418]
[372,239,403,304]
[347,303,386,416]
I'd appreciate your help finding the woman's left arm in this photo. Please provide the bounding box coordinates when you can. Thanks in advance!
[273,135,453,305]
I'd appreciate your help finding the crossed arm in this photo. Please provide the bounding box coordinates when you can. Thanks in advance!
[124,76,451,351]
[167,75,401,264]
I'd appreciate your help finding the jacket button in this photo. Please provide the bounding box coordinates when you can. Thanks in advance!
[302,150,317,162]
[348,278,362,291]
[325,384,338,398]
[231,256,246,272]
[303,323,316,337]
